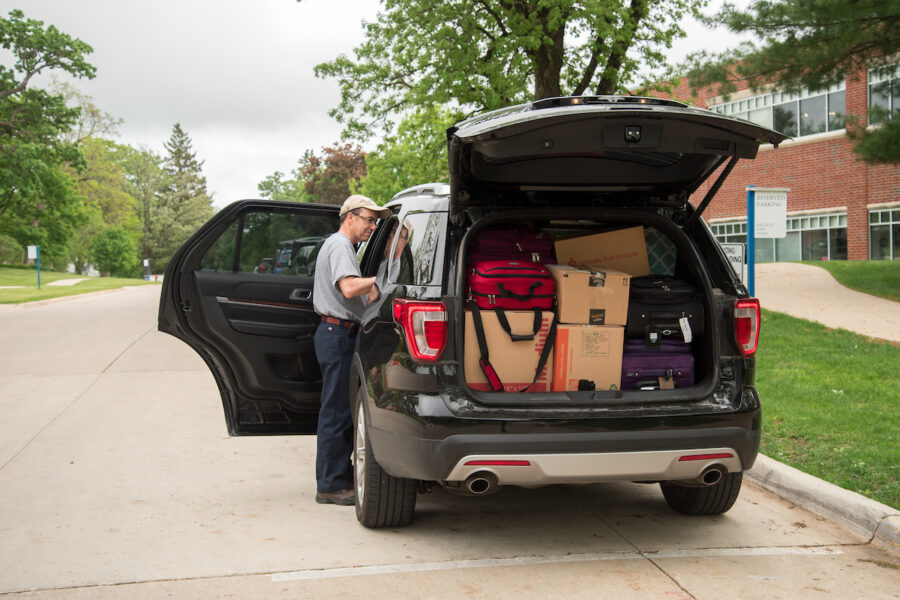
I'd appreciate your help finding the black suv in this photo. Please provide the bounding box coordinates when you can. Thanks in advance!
[159,96,787,528]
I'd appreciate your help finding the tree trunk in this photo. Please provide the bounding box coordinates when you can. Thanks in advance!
[533,22,566,99]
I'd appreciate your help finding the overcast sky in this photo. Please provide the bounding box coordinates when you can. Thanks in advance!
[11,1,744,209]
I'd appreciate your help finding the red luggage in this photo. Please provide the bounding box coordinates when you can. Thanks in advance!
[467,259,555,310]
[469,226,555,264]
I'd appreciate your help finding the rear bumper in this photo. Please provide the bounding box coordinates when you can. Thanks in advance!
[444,448,742,485]
[369,422,760,484]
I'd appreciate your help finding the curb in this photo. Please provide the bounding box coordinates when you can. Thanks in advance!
[747,454,900,554]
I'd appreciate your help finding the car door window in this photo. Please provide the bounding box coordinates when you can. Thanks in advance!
[199,210,334,276]
[396,211,446,286]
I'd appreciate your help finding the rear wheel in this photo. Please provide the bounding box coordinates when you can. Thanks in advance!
[353,391,417,528]
[660,471,743,515]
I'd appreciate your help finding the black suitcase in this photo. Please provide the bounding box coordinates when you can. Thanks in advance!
[626,276,704,346]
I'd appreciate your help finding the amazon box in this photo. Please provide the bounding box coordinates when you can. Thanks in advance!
[554,226,650,276]
[552,324,624,391]
[546,264,630,326]
[464,310,555,392]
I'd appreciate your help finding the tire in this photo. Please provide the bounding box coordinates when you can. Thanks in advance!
[660,471,743,516]
[353,391,417,528]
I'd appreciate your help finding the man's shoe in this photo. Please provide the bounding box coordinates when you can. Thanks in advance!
[315,488,356,506]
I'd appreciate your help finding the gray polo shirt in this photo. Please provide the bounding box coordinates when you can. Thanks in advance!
[313,232,370,322]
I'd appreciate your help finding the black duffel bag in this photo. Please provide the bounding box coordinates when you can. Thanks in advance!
[626,275,705,346]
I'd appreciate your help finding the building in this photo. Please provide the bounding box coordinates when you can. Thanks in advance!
[668,62,899,262]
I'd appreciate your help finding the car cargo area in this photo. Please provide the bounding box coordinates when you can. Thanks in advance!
[456,208,735,408]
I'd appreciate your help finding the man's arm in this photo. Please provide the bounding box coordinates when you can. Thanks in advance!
[338,275,380,304]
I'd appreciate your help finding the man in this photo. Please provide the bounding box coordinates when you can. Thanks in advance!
[312,194,390,506]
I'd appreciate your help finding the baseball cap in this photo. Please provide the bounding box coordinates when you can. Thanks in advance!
[340,195,391,219]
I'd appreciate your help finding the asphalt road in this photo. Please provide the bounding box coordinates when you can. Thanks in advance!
[0,286,896,599]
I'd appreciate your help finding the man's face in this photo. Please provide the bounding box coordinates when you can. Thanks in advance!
[347,208,379,244]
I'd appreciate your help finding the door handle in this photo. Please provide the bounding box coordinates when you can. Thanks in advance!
[290,288,312,301]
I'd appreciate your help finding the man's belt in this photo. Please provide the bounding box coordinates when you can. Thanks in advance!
[321,315,356,329]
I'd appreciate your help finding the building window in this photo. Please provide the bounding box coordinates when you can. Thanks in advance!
[710,84,846,139]
[869,208,900,260]
[869,64,899,124]
[711,213,848,262]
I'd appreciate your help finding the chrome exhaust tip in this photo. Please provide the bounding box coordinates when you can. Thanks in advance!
[464,471,500,495]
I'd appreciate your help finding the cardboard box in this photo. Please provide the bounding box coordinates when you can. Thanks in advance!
[554,226,650,276]
[546,265,630,326]
[552,325,624,391]
[464,310,555,392]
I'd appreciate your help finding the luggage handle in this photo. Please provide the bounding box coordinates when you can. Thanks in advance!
[495,281,541,301]
[494,308,542,341]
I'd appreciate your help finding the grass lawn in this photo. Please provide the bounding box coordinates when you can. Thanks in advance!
[802,260,900,302]
[0,267,156,304]
[756,309,900,509]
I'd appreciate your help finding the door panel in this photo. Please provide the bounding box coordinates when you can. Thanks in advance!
[159,201,342,435]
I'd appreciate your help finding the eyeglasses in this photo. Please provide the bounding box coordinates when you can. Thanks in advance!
[351,210,377,226]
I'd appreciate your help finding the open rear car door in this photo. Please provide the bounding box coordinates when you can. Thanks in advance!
[158,201,340,435]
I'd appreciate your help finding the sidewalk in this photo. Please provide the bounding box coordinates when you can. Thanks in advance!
[750,262,900,554]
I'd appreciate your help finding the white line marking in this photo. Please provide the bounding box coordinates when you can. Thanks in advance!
[270,546,842,582]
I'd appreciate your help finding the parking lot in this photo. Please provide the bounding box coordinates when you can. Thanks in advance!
[0,285,896,599]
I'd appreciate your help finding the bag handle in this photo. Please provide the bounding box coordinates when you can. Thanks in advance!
[495,281,540,301]
[494,308,542,341]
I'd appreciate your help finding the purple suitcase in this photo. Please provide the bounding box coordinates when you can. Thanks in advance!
[621,338,694,390]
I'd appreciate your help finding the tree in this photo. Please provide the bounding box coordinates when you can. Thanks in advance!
[91,226,138,277]
[118,146,169,270]
[52,79,123,145]
[258,164,311,203]
[0,9,96,265]
[299,142,367,205]
[314,0,707,140]
[683,0,900,163]
[63,138,140,273]
[151,123,214,271]
[357,107,457,201]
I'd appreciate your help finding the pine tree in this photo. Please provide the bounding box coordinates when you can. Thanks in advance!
[154,123,214,269]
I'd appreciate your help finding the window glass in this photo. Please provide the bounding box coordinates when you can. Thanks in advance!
[774,102,798,136]
[800,95,827,135]
[802,229,829,260]
[395,211,447,287]
[869,80,891,123]
[829,228,848,260]
[776,231,801,261]
[748,107,772,129]
[200,220,239,271]
[199,210,338,275]
[828,91,846,130]
[894,223,900,260]
[755,239,775,263]
[870,224,890,259]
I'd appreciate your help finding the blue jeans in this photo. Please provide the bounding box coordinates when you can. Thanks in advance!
[313,322,355,493]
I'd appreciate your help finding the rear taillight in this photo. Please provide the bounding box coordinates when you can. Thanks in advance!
[734,298,760,356]
[393,299,447,362]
